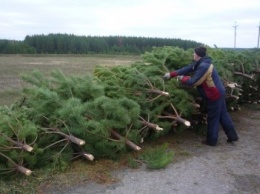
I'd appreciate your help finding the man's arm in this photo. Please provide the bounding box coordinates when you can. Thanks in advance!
[182,64,212,86]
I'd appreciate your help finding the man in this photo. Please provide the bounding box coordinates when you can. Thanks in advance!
[163,46,239,146]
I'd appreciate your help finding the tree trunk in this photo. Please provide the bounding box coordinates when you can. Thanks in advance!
[16,165,32,176]
[110,129,141,151]
[140,120,163,131]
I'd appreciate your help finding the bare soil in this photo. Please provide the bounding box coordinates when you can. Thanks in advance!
[41,104,260,194]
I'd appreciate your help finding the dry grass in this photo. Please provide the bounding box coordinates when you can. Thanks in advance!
[0,54,140,106]
[36,131,194,193]
[36,159,123,193]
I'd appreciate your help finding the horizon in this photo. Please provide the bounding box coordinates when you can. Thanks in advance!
[1,33,258,49]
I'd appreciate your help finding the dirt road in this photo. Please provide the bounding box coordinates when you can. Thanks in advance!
[47,106,260,194]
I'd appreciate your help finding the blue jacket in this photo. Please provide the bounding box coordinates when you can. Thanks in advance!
[175,56,225,101]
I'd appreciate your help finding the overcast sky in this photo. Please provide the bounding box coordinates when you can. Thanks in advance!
[1,0,260,48]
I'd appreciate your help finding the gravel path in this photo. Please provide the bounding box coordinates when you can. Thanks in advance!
[50,107,260,194]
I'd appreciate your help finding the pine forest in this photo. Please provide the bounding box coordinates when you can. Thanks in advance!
[0,34,202,54]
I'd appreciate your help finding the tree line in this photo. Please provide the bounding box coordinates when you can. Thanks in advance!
[0,33,202,54]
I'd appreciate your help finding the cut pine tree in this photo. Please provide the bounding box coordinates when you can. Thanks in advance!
[110,129,141,151]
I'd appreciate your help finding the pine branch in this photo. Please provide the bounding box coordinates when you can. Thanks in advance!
[110,129,141,151]
[134,69,169,100]
[162,56,169,72]
[226,88,239,100]
[234,71,255,80]
[42,135,67,150]
[158,103,191,126]
[47,128,85,146]
[0,132,33,152]
[80,151,94,161]
[16,165,32,176]
[147,89,169,96]
[226,94,239,100]
[159,112,191,127]
[139,118,163,131]
[185,95,200,109]
[70,145,95,161]
[0,152,32,176]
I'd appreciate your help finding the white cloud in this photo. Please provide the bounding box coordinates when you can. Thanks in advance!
[0,0,259,48]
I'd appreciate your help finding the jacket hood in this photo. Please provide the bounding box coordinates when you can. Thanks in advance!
[192,56,212,70]
[201,56,212,63]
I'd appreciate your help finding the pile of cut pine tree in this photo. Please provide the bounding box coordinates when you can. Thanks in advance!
[0,46,259,177]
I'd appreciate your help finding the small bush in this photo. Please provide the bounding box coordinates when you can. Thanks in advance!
[139,143,174,169]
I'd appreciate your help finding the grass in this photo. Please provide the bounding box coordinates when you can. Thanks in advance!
[138,143,174,169]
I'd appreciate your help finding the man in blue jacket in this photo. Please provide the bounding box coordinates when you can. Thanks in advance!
[163,46,239,146]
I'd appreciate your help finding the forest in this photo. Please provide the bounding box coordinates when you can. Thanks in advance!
[0,33,202,54]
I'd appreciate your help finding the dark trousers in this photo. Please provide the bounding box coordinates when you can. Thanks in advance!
[206,96,238,146]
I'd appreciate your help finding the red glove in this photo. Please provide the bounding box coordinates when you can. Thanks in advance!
[170,71,178,77]
[181,76,190,83]
[177,76,190,83]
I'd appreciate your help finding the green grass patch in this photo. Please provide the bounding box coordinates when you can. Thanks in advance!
[139,143,174,169]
